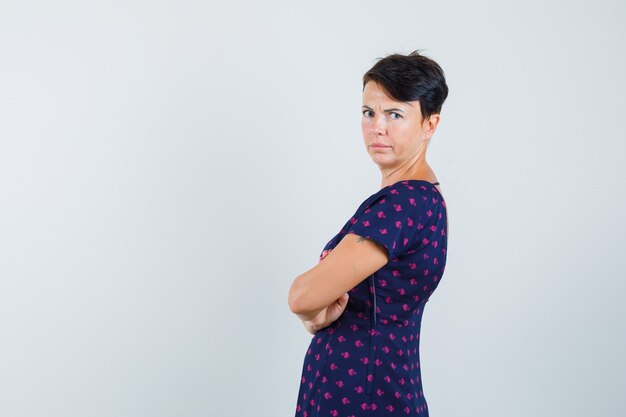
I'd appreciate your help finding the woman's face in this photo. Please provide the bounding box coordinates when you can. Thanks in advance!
[361,81,431,170]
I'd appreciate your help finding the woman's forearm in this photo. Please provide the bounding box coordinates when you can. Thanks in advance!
[294,306,325,322]
[302,320,319,335]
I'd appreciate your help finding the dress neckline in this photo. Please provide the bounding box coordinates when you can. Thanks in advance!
[380,179,442,195]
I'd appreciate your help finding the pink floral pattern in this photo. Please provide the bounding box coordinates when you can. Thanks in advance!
[294,180,448,416]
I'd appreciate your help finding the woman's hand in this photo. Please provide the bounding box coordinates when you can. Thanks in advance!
[302,292,349,335]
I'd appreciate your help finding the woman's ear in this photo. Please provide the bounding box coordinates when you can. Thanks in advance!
[423,113,441,138]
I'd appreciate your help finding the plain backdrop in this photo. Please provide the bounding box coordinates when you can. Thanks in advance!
[1,1,625,416]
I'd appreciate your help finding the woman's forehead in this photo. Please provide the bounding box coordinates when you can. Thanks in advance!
[362,82,415,108]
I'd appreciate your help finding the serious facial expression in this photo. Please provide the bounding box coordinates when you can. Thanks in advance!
[361,81,427,169]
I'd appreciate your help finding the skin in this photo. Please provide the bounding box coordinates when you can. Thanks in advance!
[288,80,442,334]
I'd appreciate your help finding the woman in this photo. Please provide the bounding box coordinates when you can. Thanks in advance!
[288,50,449,416]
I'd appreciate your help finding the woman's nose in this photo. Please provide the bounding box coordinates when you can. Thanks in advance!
[372,116,386,134]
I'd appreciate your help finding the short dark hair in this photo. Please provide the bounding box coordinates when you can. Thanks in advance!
[363,50,449,121]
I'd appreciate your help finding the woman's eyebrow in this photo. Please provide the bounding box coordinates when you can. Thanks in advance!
[361,105,405,113]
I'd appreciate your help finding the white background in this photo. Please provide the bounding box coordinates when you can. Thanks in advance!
[1,1,625,416]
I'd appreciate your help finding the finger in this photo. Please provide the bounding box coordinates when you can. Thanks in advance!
[338,294,349,309]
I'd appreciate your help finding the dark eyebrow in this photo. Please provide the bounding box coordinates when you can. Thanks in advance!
[361,105,405,113]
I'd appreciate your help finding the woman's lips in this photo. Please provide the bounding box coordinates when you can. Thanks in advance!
[371,143,390,148]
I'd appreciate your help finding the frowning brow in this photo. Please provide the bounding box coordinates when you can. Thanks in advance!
[361,105,405,113]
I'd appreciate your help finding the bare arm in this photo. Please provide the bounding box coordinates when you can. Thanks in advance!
[288,233,389,323]
[299,293,350,334]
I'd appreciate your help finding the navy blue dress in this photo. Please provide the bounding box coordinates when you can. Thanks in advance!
[294,180,448,416]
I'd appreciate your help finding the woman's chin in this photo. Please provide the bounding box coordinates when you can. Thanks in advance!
[369,154,395,167]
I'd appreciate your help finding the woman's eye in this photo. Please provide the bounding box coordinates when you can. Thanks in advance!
[362,110,373,118]
[389,112,402,120]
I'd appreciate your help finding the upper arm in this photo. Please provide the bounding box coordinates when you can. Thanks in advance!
[288,186,421,316]
[288,232,388,315]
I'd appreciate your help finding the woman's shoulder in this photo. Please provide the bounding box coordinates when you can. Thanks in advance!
[375,179,441,203]
[350,179,444,224]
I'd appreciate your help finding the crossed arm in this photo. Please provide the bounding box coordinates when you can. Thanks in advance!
[288,233,389,334]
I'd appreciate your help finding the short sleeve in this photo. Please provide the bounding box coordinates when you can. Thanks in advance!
[346,186,421,260]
